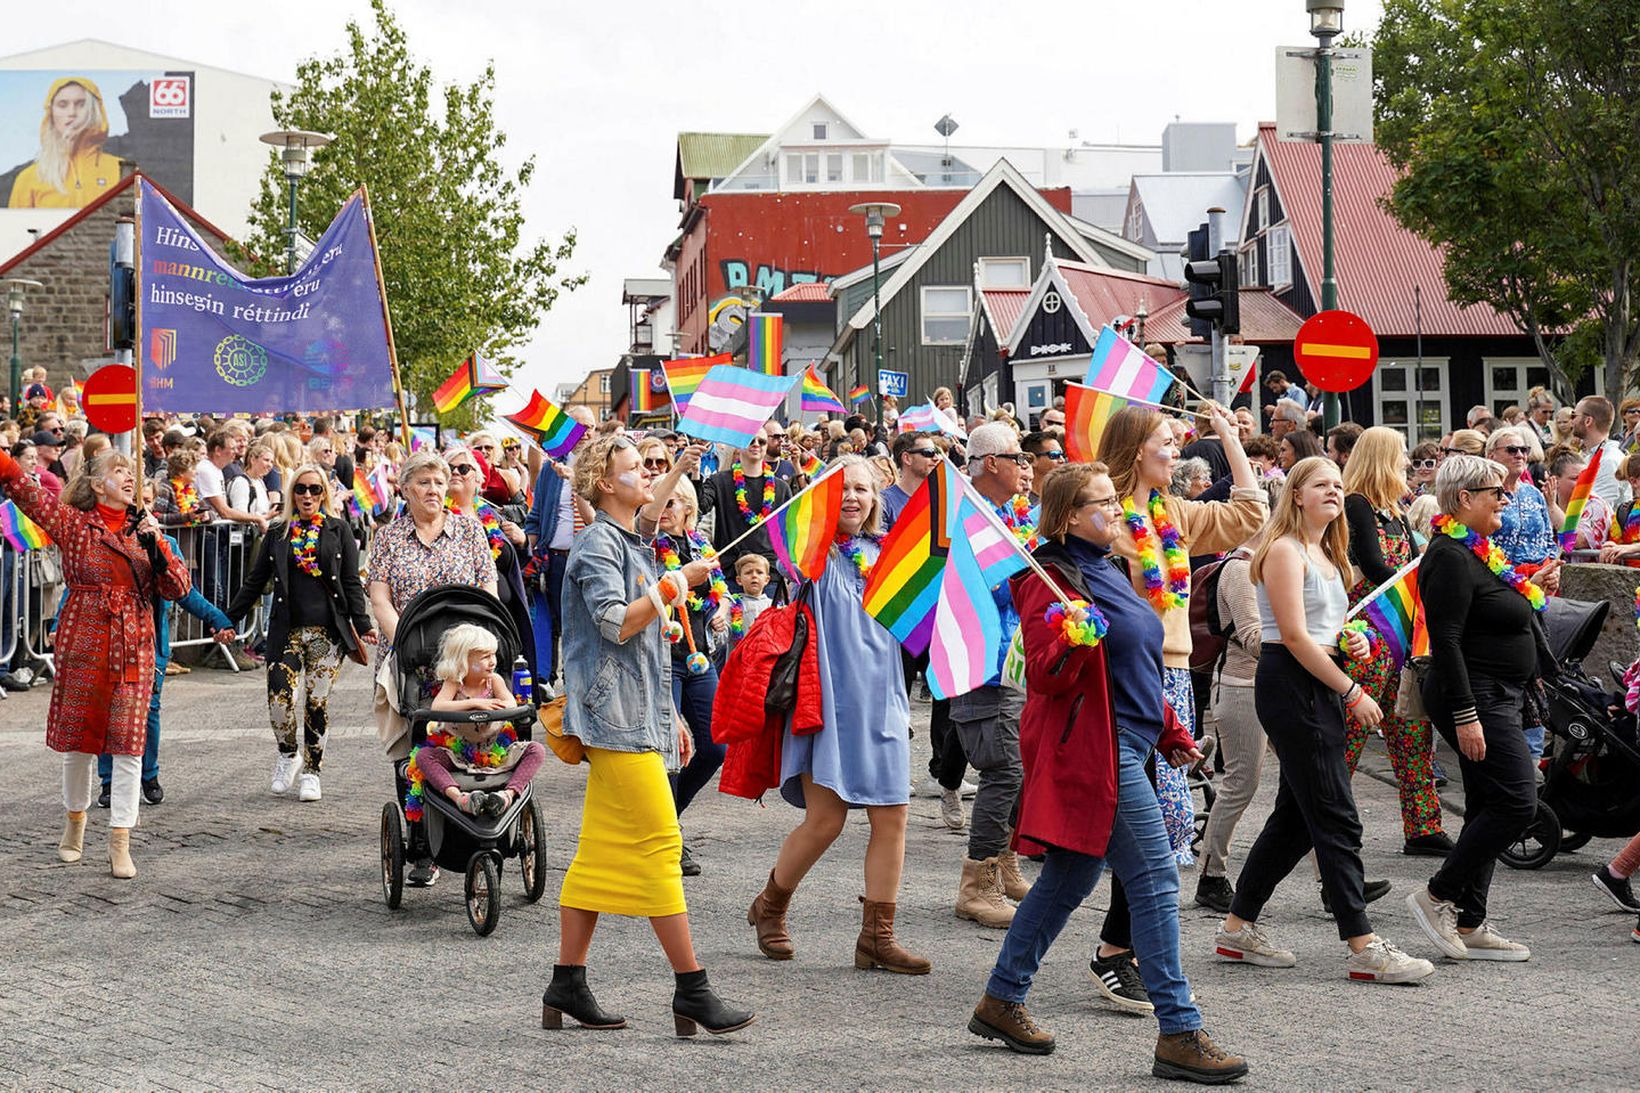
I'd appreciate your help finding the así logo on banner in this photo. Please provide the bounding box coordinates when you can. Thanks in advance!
[149,76,190,119]
[214,334,268,387]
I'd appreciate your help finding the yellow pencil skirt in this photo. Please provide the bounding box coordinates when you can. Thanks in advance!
[559,747,686,918]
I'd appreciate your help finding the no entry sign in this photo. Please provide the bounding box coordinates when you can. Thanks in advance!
[1293,310,1379,392]
[82,364,138,434]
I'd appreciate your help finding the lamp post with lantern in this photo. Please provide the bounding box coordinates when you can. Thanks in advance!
[1309,0,1344,430]
[258,129,335,274]
[2,277,43,416]
[848,201,901,431]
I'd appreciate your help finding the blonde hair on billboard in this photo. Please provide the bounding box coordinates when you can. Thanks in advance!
[35,78,111,194]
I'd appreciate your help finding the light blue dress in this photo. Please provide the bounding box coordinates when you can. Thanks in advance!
[779,541,911,808]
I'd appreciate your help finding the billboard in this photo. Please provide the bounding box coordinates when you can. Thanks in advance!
[0,69,195,209]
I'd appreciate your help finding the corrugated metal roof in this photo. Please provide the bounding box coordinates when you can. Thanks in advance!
[1144,287,1307,345]
[980,288,1031,339]
[1256,122,1519,338]
[770,281,832,302]
[1056,260,1188,331]
[677,132,769,182]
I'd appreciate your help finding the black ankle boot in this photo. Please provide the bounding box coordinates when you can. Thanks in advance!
[671,968,754,1037]
[541,964,626,1030]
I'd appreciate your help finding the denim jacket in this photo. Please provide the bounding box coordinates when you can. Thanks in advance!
[560,512,678,766]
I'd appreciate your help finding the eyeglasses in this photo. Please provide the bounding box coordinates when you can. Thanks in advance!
[448,464,478,477]
[1080,495,1121,512]
[989,452,1032,467]
[643,458,671,471]
[291,482,325,496]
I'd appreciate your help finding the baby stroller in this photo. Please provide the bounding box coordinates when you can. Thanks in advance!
[379,585,548,935]
[1502,596,1640,869]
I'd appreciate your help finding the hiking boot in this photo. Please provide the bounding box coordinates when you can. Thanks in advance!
[968,994,1055,1055]
[1345,938,1435,984]
[1213,921,1296,968]
[1592,867,1640,912]
[955,857,1015,928]
[1195,874,1234,914]
[747,869,795,960]
[1460,923,1530,962]
[1088,950,1153,1014]
[996,849,1031,901]
[854,897,931,974]
[1407,887,1468,960]
[940,789,966,831]
[1403,831,1456,857]
[1321,878,1391,913]
[1153,1029,1249,1084]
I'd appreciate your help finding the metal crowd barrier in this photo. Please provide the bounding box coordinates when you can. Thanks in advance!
[0,543,19,668]
[165,522,267,666]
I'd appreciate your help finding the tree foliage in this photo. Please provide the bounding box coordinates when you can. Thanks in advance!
[1373,0,1640,399]
[240,0,585,427]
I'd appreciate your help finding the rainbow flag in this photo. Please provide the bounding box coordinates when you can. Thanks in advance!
[675,364,799,449]
[661,353,728,412]
[349,474,379,517]
[745,312,783,376]
[798,448,823,476]
[1084,325,1177,404]
[431,352,507,414]
[767,466,844,581]
[925,493,1030,699]
[1063,382,1130,463]
[849,383,871,405]
[1347,558,1427,672]
[863,458,962,656]
[1559,444,1605,550]
[631,368,658,414]
[506,389,588,458]
[0,499,50,550]
[800,363,846,414]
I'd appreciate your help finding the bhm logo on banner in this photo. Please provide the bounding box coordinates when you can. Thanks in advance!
[149,329,177,371]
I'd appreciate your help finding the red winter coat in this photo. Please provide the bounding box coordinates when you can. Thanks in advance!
[715,596,822,799]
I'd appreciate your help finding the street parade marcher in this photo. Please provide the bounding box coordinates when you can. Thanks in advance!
[366,447,496,886]
[967,461,1248,1085]
[1214,456,1436,984]
[223,464,374,803]
[1407,454,1553,963]
[0,446,189,878]
[444,444,535,685]
[741,456,931,975]
[697,432,792,588]
[542,434,755,1037]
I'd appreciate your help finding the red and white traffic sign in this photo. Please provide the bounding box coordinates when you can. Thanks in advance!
[82,364,138,434]
[1293,309,1379,393]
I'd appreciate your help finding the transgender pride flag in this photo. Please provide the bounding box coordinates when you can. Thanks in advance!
[925,492,1030,700]
[1085,325,1178,404]
[676,364,800,449]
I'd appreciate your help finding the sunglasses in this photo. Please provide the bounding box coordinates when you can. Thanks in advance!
[291,482,325,496]
[448,463,478,477]
[1466,485,1513,500]
[643,458,671,471]
[1038,450,1067,462]
[990,452,1032,467]
[1412,458,1438,470]
[908,448,939,458]
[743,437,766,447]
[1439,447,1467,457]
[1498,446,1531,457]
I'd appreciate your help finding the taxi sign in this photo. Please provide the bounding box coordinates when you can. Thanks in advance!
[1293,310,1379,392]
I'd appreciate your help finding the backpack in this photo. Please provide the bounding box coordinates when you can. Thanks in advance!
[1188,547,1249,674]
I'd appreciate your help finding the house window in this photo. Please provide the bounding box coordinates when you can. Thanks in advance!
[921,286,973,345]
[1126,202,1143,241]
[826,154,843,183]
[1266,224,1291,287]
[785,154,802,185]
[1240,244,1259,287]
[1256,190,1269,232]
[803,154,819,183]
[599,374,610,394]
[851,153,870,181]
[978,257,1030,288]
[812,123,828,140]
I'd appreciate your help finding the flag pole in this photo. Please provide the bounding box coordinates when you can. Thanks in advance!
[132,176,144,447]
[714,461,846,559]
[360,185,412,451]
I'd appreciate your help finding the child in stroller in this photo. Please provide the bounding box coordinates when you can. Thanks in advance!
[415,623,546,820]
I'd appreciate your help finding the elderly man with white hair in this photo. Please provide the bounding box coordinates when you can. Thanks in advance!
[950,422,1038,931]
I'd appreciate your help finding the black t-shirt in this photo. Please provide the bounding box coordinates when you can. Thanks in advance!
[698,466,792,574]
[288,564,332,628]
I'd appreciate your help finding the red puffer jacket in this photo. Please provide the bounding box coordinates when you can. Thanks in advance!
[715,595,822,800]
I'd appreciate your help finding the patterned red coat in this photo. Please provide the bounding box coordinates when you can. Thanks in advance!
[1,454,190,755]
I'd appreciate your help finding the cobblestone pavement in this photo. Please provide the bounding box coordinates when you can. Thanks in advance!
[0,664,1633,1090]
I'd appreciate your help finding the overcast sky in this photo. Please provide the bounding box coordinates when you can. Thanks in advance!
[12,0,1384,399]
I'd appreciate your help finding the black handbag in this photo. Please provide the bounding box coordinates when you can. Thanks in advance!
[764,582,813,716]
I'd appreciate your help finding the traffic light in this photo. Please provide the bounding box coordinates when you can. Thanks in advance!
[108,238,135,350]
[1184,252,1240,336]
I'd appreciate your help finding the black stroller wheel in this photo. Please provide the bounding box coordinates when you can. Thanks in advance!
[519,798,548,903]
[1499,800,1562,870]
[380,803,405,910]
[466,854,501,936]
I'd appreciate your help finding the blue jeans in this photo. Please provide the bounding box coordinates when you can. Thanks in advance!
[671,663,724,815]
[1524,724,1545,759]
[986,725,1201,1035]
[528,549,569,685]
[100,664,164,784]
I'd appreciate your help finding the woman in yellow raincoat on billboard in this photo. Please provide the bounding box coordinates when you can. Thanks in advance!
[8,76,124,209]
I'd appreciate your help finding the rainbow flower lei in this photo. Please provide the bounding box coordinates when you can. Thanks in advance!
[447,498,505,560]
[654,529,732,615]
[171,477,199,516]
[404,724,518,821]
[1123,490,1190,612]
[290,516,323,577]
[834,533,877,581]
[1431,513,1546,611]
[1045,599,1109,648]
[733,462,776,523]
[1003,494,1039,550]
[728,599,746,635]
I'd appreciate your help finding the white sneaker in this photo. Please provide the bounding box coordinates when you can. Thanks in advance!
[959,779,979,800]
[1345,938,1435,984]
[297,772,322,802]
[270,755,301,795]
[1460,922,1530,961]
[915,777,945,799]
[940,789,967,832]
[1407,888,1469,960]
[1213,921,1297,968]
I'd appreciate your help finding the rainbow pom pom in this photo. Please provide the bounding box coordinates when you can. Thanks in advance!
[1338,619,1381,660]
[663,620,685,644]
[686,652,710,676]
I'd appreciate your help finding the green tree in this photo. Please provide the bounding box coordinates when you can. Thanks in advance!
[240,0,585,427]
[1372,0,1640,399]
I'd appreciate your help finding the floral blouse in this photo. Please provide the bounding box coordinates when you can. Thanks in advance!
[1493,479,1554,565]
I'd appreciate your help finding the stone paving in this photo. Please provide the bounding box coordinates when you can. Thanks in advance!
[0,663,1632,1090]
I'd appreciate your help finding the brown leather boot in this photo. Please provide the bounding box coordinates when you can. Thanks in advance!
[996,848,1032,902]
[955,857,1015,928]
[1153,1029,1249,1083]
[109,828,136,880]
[968,993,1055,1055]
[59,810,87,863]
[747,869,796,960]
[854,897,932,974]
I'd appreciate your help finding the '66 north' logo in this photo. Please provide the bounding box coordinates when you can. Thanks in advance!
[149,76,191,119]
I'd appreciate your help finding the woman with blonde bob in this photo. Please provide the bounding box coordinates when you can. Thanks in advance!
[1213,456,1434,985]
[1341,426,1449,857]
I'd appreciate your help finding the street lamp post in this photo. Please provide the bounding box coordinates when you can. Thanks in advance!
[1,278,44,416]
[259,129,335,274]
[849,201,901,432]
[1309,0,1344,431]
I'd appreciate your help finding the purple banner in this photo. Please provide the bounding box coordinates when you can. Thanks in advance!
[137,180,397,413]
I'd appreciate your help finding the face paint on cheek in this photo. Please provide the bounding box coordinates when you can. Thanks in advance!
[1088,509,1109,533]
[615,471,642,488]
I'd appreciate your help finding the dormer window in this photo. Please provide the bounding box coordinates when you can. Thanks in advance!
[812,123,828,140]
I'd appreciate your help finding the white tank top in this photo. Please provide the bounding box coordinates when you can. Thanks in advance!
[1256,539,1349,645]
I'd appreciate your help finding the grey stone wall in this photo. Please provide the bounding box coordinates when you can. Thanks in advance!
[1559,562,1639,676]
